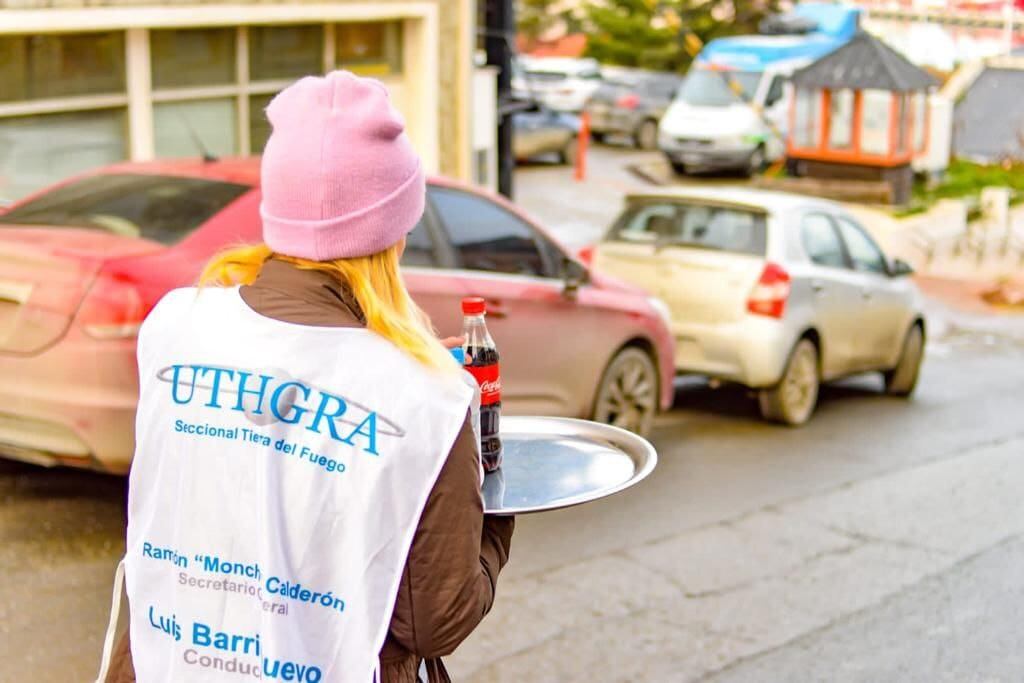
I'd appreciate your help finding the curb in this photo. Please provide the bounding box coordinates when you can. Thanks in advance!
[626,162,671,187]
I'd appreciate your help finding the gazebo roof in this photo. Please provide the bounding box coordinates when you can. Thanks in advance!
[791,31,938,92]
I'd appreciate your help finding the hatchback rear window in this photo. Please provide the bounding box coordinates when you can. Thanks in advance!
[0,173,249,245]
[609,201,767,255]
[526,71,568,83]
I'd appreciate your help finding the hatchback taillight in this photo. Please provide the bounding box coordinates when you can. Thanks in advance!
[76,267,146,340]
[747,262,791,318]
[578,245,596,266]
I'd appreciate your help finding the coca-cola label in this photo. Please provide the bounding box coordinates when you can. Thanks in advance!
[465,364,501,405]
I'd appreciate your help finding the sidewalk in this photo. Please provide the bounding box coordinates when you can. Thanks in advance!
[447,434,1024,682]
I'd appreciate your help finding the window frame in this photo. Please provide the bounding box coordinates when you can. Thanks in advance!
[799,211,850,270]
[399,196,449,270]
[833,213,890,276]
[426,185,560,279]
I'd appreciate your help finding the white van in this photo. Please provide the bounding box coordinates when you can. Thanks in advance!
[658,3,862,175]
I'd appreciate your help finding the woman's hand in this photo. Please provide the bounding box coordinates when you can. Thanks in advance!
[440,336,465,350]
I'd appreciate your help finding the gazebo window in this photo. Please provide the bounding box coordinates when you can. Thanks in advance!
[793,87,821,148]
[828,89,854,150]
[894,94,907,154]
[860,89,890,156]
[917,91,933,152]
[913,92,927,153]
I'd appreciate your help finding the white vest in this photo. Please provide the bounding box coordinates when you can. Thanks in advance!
[124,286,474,683]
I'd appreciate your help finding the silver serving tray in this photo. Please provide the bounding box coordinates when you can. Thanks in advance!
[482,416,658,515]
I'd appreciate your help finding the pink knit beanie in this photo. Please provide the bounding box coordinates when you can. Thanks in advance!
[260,71,425,261]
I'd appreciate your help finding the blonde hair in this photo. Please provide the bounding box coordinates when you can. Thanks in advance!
[199,243,454,370]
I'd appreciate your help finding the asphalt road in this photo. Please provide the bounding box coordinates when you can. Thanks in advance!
[3,310,1020,682]
[2,145,1023,681]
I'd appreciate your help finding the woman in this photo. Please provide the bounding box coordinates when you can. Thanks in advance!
[104,71,514,683]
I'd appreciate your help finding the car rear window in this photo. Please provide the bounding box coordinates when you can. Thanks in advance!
[526,71,568,83]
[0,173,249,245]
[608,201,767,255]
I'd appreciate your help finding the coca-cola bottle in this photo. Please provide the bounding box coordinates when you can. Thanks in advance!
[461,297,502,472]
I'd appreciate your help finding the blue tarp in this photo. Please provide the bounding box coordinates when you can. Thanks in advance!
[696,4,861,71]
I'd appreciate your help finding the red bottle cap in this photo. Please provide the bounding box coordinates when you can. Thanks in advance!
[461,297,486,315]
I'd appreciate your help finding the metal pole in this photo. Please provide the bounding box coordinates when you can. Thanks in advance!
[483,0,517,199]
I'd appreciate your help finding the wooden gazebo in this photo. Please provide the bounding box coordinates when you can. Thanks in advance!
[786,31,938,204]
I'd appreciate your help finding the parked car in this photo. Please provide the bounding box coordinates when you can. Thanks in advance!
[512,57,604,113]
[0,160,674,473]
[590,186,926,425]
[513,106,580,165]
[584,69,683,149]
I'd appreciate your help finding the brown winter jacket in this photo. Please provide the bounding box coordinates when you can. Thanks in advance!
[105,258,514,683]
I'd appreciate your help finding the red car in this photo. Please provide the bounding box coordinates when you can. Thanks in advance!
[0,159,675,473]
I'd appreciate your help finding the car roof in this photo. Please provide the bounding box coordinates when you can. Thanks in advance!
[95,158,479,196]
[624,185,838,214]
[101,157,264,185]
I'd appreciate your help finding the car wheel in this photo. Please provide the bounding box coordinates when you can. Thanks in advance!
[884,324,924,397]
[634,120,659,150]
[669,160,687,175]
[758,338,819,426]
[745,144,766,177]
[592,347,659,437]
[559,137,579,166]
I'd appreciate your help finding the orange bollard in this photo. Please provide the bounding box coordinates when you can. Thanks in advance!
[575,111,590,182]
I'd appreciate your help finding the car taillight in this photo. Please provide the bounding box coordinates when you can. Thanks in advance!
[578,245,596,266]
[615,93,640,110]
[746,262,791,319]
[77,267,146,340]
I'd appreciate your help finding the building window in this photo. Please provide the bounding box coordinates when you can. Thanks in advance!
[250,25,324,81]
[336,22,403,76]
[0,19,413,192]
[0,32,126,103]
[860,89,890,156]
[0,31,128,200]
[246,25,325,153]
[249,93,276,153]
[827,89,854,150]
[154,99,237,159]
[0,109,127,201]
[793,88,820,148]
[151,28,236,90]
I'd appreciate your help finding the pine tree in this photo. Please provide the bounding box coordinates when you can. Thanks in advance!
[517,0,564,44]
[584,0,780,73]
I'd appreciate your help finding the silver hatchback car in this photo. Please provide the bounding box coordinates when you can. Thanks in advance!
[594,187,926,425]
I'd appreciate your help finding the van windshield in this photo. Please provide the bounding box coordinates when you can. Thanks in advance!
[678,69,762,107]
